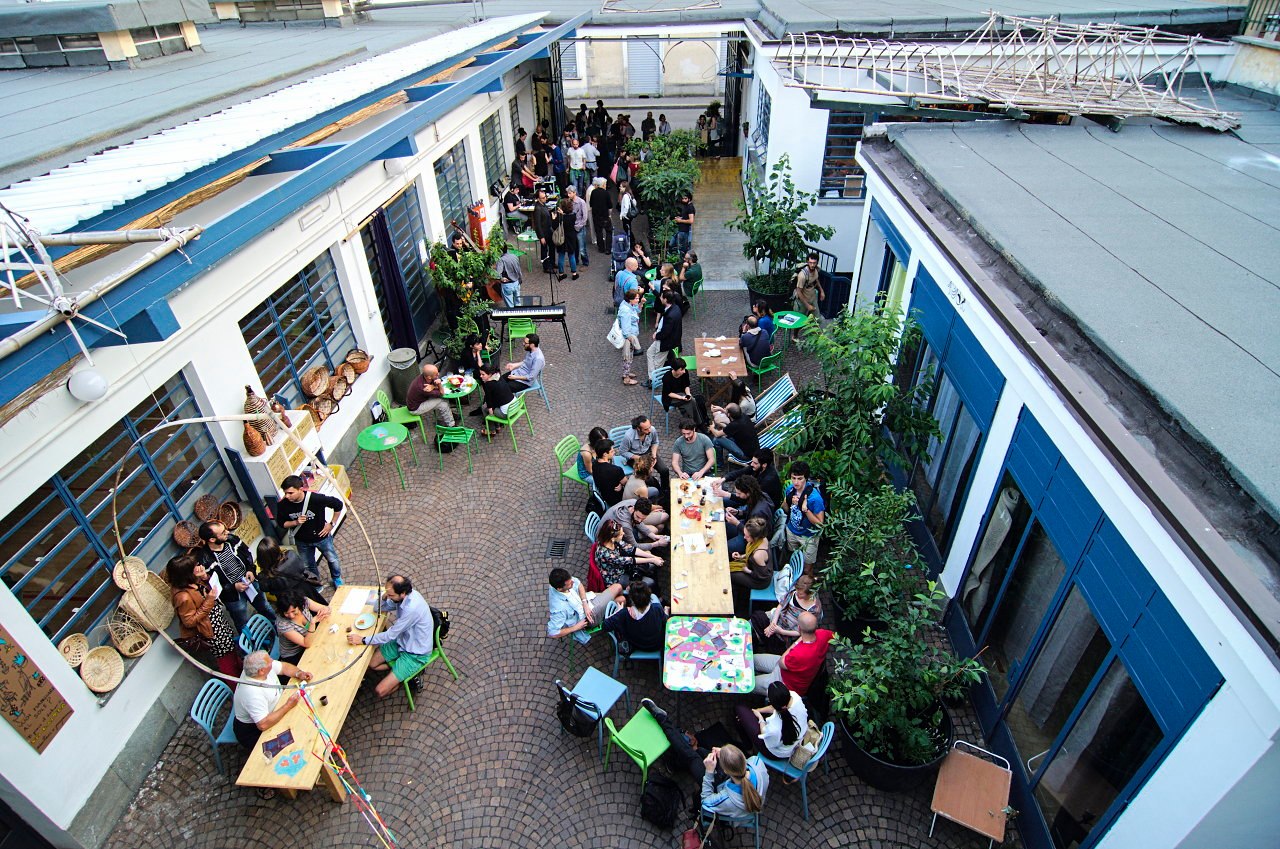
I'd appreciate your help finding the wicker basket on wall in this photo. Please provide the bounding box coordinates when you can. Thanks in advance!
[345,348,371,374]
[108,608,152,658]
[121,571,176,632]
[59,633,89,668]
[193,494,222,522]
[330,375,350,402]
[80,646,125,693]
[173,520,202,548]
[218,501,243,531]
[242,422,266,457]
[301,366,331,398]
[112,556,147,591]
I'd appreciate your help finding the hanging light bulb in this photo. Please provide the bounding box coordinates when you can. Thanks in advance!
[67,368,109,402]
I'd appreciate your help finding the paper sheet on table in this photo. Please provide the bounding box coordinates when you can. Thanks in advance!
[682,533,706,554]
[666,660,700,688]
[339,590,372,615]
[716,335,727,341]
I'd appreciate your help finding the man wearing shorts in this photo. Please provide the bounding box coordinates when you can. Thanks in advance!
[784,460,826,569]
[347,575,434,697]
[793,252,824,317]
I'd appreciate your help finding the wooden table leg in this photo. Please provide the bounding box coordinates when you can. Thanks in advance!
[320,759,348,803]
[279,788,298,800]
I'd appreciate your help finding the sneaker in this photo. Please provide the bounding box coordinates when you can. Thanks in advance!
[640,697,667,722]
[571,273,579,280]
[332,578,345,588]
[409,675,424,694]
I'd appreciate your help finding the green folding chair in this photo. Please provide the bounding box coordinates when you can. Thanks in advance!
[748,350,783,390]
[436,425,478,473]
[377,389,423,442]
[401,623,459,711]
[508,317,536,360]
[686,275,704,317]
[604,709,672,789]
[555,435,589,502]
[484,394,534,453]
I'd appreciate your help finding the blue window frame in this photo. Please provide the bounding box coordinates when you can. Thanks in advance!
[479,112,505,190]
[433,139,472,237]
[820,112,868,199]
[509,96,520,137]
[752,86,771,158]
[0,373,234,642]
[239,250,355,408]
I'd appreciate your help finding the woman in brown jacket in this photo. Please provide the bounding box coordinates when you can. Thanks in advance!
[167,553,242,679]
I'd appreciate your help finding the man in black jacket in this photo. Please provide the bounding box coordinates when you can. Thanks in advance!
[715,448,783,510]
[645,289,683,385]
[276,475,346,587]
[196,520,274,633]
[531,187,554,273]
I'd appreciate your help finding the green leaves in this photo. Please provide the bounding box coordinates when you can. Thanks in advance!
[727,155,835,280]
[628,130,704,258]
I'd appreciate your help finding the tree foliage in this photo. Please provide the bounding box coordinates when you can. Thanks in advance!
[727,154,834,291]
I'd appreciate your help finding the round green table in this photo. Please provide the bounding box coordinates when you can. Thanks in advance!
[644,267,658,282]
[355,422,417,490]
[516,230,539,272]
[441,373,479,419]
[773,310,812,355]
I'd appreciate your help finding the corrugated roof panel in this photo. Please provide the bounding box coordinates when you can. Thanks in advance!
[0,13,544,235]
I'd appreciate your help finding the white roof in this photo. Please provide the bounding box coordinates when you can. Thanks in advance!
[0,13,543,235]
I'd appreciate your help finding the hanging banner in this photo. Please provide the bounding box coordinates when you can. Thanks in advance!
[0,625,73,753]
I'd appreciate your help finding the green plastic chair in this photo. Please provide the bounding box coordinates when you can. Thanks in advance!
[640,290,656,326]
[508,317,536,360]
[604,709,671,788]
[436,425,478,473]
[377,389,423,441]
[484,394,534,453]
[748,350,783,390]
[687,275,704,317]
[555,435,589,502]
[401,623,459,711]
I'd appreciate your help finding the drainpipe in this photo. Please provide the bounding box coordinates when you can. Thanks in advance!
[0,225,203,360]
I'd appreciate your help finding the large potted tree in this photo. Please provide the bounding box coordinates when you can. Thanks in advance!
[627,129,703,262]
[727,154,834,312]
[429,225,508,363]
[828,582,986,791]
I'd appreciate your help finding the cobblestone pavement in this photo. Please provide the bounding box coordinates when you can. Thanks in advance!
[106,203,1020,849]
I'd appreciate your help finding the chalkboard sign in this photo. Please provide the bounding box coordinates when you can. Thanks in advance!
[0,625,73,753]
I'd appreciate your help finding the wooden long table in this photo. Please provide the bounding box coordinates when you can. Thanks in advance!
[236,584,382,801]
[693,336,748,380]
[669,478,734,616]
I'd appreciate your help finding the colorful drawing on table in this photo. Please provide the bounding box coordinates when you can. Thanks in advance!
[382,436,398,446]
[274,748,308,776]
[371,426,389,438]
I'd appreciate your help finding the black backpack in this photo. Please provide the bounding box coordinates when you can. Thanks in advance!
[430,607,450,642]
[639,773,684,829]
[554,680,599,738]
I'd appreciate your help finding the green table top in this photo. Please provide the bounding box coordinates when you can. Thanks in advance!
[357,422,409,452]
[516,231,539,242]
[644,267,657,281]
[662,616,754,694]
[774,310,811,329]
[441,374,478,400]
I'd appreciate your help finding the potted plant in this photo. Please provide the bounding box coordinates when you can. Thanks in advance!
[727,154,834,312]
[627,130,703,260]
[828,581,986,791]
[429,225,507,362]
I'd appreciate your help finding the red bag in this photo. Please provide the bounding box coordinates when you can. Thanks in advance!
[586,543,606,593]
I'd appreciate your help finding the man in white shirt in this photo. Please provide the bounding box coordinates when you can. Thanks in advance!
[232,650,313,751]
[565,137,588,197]
[580,135,599,186]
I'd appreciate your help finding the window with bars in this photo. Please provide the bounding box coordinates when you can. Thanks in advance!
[752,86,771,158]
[239,251,356,407]
[479,113,505,189]
[0,374,235,642]
[433,140,473,236]
[820,112,868,200]
[558,42,580,79]
[509,96,520,135]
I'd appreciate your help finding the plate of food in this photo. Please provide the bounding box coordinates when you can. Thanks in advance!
[445,375,467,389]
[353,612,377,631]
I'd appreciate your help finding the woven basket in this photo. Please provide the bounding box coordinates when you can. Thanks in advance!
[302,404,323,428]
[330,375,350,402]
[108,609,152,658]
[173,520,202,548]
[301,365,331,398]
[193,494,222,522]
[312,395,338,418]
[334,361,356,384]
[345,348,371,374]
[112,556,148,591]
[81,646,125,693]
[219,500,243,531]
[59,633,89,668]
[122,571,176,632]
[242,422,266,457]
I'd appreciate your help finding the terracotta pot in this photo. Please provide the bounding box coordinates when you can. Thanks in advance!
[242,422,266,456]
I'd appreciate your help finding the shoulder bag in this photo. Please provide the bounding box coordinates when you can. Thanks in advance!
[606,319,626,349]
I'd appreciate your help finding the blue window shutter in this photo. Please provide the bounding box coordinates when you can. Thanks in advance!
[1076,520,1157,647]
[1125,591,1220,732]
[941,318,1004,431]
[1039,459,1101,566]
[909,265,954,354]
[1005,408,1057,508]
[870,198,911,264]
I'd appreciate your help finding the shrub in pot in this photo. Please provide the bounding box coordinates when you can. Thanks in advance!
[828,581,985,791]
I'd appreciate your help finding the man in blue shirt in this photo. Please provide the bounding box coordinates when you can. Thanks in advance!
[347,575,434,698]
[784,460,826,568]
[613,256,639,308]
[503,332,545,392]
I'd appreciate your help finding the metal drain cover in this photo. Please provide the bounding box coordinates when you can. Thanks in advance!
[546,538,569,558]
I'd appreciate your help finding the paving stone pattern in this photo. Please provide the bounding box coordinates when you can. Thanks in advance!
[105,182,1019,849]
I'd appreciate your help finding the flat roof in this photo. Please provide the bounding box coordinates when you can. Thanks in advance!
[874,88,1280,524]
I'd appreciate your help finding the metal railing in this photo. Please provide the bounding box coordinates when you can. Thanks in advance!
[1243,0,1280,38]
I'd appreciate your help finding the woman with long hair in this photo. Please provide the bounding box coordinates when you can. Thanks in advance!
[725,474,773,550]
[256,537,327,606]
[577,426,609,484]
[729,516,773,617]
[618,179,638,236]
[273,591,330,664]
[735,680,809,760]
[700,743,768,819]
[752,574,823,654]
[623,453,663,506]
[167,553,242,679]
[594,518,663,587]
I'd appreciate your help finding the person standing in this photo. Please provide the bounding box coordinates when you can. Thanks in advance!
[641,111,656,140]
[566,185,590,270]
[275,474,347,585]
[618,287,642,385]
[493,247,523,308]
[590,100,610,134]
[673,190,696,255]
[552,197,578,280]
[581,134,599,187]
[794,252,825,317]
[658,113,671,135]
[168,554,242,680]
[645,288,683,384]
[566,137,588,197]
[618,181,638,238]
[588,177,612,253]
[196,520,274,633]
[346,575,437,698]
[531,187,553,273]
[784,460,826,569]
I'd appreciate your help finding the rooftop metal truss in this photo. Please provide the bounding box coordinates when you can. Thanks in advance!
[773,13,1239,131]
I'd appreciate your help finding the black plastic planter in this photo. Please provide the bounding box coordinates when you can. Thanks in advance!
[838,707,953,792]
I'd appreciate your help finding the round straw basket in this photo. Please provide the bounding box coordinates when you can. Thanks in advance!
[173,520,202,549]
[312,396,339,419]
[193,493,222,523]
[121,571,175,632]
[108,609,152,658]
[334,361,356,384]
[59,633,89,668]
[218,500,243,531]
[301,365,331,398]
[112,556,148,591]
[345,348,371,374]
[330,375,350,402]
[81,646,125,693]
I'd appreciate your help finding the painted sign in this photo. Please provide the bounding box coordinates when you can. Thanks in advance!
[0,625,73,753]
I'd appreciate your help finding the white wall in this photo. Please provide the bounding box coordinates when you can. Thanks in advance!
[0,71,534,844]
[562,23,734,99]
[856,165,1280,848]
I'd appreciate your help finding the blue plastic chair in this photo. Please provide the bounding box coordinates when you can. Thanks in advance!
[603,600,664,678]
[237,613,279,659]
[566,667,630,758]
[585,512,601,542]
[701,810,761,849]
[758,721,835,820]
[607,425,635,475]
[516,372,551,411]
[189,679,239,775]
[750,563,791,612]
[648,366,672,433]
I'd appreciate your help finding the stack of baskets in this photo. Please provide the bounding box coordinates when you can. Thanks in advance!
[299,348,371,427]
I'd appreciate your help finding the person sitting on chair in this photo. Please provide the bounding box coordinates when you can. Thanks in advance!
[739,315,772,368]
[345,575,436,699]
[623,453,663,503]
[273,591,330,665]
[255,536,327,606]
[735,680,809,760]
[710,403,760,469]
[751,612,833,697]
[715,448,782,511]
[699,744,769,822]
[603,496,669,553]
[599,580,668,654]
[752,574,823,655]
[729,516,773,616]
[594,518,664,587]
[547,567,622,644]
[233,650,314,797]
[407,363,457,431]
[661,356,706,428]
[671,420,715,482]
[503,333,545,392]
[591,440,628,507]
[478,363,516,437]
